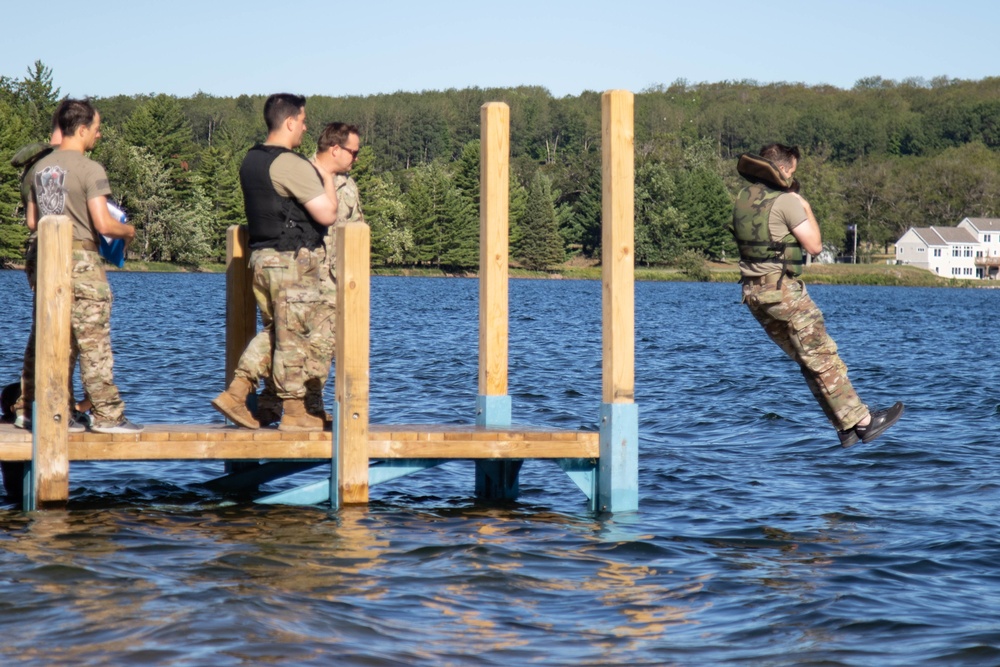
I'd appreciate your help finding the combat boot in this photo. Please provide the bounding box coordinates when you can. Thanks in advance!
[278,398,324,432]
[211,377,260,429]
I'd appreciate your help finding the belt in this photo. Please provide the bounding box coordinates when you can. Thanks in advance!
[72,240,99,252]
[740,272,784,287]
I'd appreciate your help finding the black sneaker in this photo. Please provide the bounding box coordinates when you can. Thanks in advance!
[68,411,90,433]
[854,402,904,444]
[91,417,144,434]
[838,428,860,448]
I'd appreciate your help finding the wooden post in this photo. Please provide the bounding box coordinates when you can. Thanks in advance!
[598,90,639,513]
[475,102,520,499]
[224,225,258,475]
[225,226,255,386]
[335,221,370,505]
[31,215,73,509]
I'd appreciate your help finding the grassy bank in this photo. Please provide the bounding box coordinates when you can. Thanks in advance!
[4,260,983,288]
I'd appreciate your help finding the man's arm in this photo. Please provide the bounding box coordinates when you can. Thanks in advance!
[788,193,823,256]
[303,168,338,226]
[87,195,136,242]
[26,199,37,231]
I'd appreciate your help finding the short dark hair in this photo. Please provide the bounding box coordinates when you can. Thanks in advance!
[263,93,306,132]
[55,98,97,136]
[759,143,801,168]
[317,122,361,152]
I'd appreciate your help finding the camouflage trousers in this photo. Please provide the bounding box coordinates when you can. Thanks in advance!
[234,247,336,402]
[743,278,867,431]
[14,247,125,424]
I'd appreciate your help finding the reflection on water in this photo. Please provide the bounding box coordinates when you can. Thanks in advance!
[0,273,998,665]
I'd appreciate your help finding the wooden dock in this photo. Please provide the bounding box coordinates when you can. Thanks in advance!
[14,91,637,513]
[0,423,598,461]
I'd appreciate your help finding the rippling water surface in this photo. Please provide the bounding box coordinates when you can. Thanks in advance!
[0,271,998,666]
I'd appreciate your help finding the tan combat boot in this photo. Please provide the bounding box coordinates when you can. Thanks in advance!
[211,377,260,429]
[278,398,324,432]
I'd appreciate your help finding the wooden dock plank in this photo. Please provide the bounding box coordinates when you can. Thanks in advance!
[0,423,598,462]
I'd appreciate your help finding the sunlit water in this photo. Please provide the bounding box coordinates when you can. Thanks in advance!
[0,271,998,666]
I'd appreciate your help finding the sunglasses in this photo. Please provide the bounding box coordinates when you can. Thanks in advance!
[338,145,360,159]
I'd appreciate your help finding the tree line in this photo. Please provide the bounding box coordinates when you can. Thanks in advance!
[3,62,1000,269]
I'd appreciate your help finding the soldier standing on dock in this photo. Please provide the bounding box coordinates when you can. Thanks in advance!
[254,122,366,427]
[17,98,142,434]
[212,93,338,432]
[732,143,903,447]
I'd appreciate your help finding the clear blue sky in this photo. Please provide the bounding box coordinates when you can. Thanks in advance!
[2,0,997,99]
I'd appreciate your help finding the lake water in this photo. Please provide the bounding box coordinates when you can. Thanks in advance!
[0,271,998,666]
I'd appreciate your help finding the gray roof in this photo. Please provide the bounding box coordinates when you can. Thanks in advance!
[909,226,977,245]
[933,226,978,243]
[963,217,1000,232]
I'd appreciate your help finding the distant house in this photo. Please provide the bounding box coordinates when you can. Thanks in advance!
[895,225,978,279]
[958,217,1000,280]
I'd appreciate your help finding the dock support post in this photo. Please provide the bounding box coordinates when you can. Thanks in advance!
[475,102,520,500]
[224,225,259,475]
[335,221,370,506]
[597,90,638,513]
[28,215,73,510]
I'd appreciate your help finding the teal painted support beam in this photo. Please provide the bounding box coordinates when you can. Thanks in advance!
[370,459,446,486]
[203,461,325,494]
[476,395,511,427]
[557,458,598,507]
[258,459,446,504]
[256,478,330,506]
[596,402,639,513]
[24,400,37,511]
[475,395,521,500]
[329,402,340,510]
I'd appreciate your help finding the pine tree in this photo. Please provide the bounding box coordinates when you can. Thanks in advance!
[514,172,564,270]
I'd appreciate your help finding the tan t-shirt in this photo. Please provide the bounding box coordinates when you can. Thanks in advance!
[739,192,807,277]
[269,152,325,205]
[31,149,112,243]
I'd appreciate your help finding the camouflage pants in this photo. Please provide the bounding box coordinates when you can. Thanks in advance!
[743,278,867,431]
[14,248,125,424]
[235,247,335,401]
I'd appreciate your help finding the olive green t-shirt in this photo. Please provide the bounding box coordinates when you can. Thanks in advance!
[738,192,808,278]
[31,149,112,243]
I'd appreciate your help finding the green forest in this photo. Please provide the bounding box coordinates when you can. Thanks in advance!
[3,61,1000,269]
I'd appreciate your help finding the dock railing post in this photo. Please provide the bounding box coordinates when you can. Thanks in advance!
[335,221,370,506]
[598,90,639,513]
[225,226,256,387]
[29,215,73,510]
[475,102,521,500]
[224,225,258,474]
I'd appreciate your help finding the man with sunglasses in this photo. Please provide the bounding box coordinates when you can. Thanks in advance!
[253,122,365,428]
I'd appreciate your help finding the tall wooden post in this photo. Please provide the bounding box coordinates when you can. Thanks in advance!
[224,226,258,475]
[475,102,521,499]
[598,90,639,513]
[30,215,73,509]
[225,226,256,385]
[335,221,370,506]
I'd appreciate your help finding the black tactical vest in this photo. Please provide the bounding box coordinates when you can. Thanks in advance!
[239,144,324,251]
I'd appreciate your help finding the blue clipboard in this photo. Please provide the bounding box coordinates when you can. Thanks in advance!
[100,201,127,268]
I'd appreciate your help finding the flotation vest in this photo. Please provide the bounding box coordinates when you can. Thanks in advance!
[731,154,804,277]
[239,144,325,251]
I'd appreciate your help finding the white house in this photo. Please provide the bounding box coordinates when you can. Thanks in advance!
[957,217,1000,280]
[894,225,980,279]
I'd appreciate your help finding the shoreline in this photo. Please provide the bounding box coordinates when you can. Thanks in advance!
[1,262,993,288]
